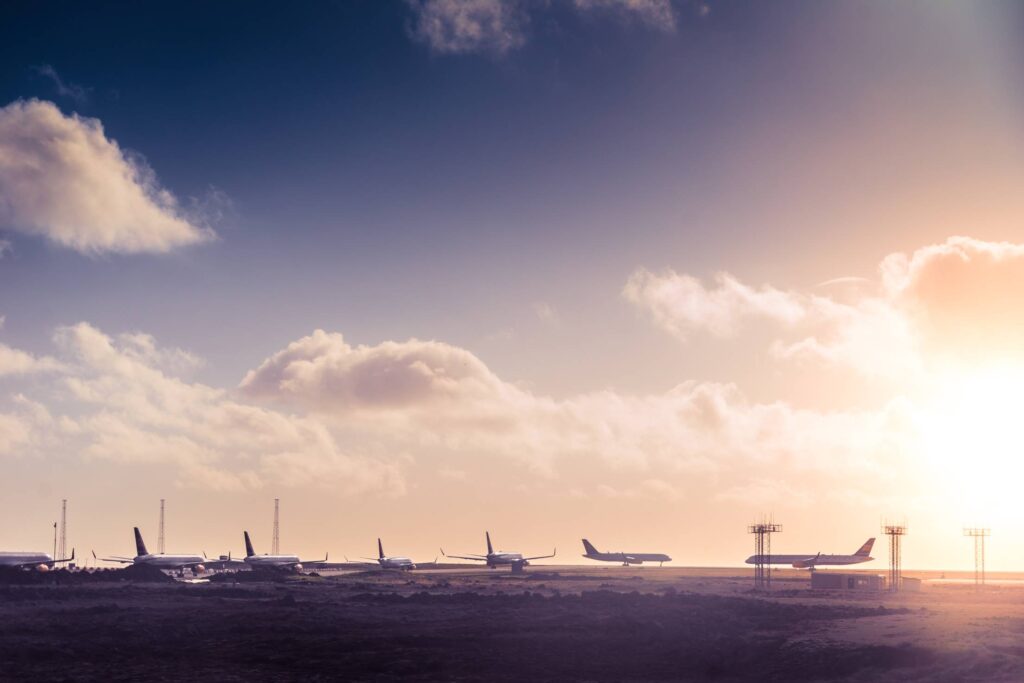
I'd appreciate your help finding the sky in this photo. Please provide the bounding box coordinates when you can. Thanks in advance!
[1,0,1023,569]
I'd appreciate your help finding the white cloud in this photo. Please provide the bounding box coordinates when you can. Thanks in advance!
[31,65,90,103]
[624,237,1024,378]
[0,313,925,509]
[880,236,1024,363]
[0,412,32,456]
[408,0,677,55]
[408,0,527,55]
[240,330,509,412]
[241,330,912,490]
[573,0,676,31]
[623,268,807,339]
[0,99,214,254]
[47,323,402,492]
[0,342,62,377]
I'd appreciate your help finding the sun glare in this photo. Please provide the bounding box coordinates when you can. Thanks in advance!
[917,365,1024,521]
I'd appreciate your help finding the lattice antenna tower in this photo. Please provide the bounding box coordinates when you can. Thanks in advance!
[158,499,166,554]
[747,516,782,590]
[882,520,907,592]
[963,527,990,588]
[58,499,67,561]
[272,498,280,555]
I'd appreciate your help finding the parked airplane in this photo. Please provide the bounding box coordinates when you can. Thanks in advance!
[441,532,555,571]
[347,538,432,571]
[745,538,875,570]
[240,531,327,571]
[581,539,671,566]
[95,527,217,573]
[0,549,74,571]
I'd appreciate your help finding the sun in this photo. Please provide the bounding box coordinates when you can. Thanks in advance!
[916,365,1024,521]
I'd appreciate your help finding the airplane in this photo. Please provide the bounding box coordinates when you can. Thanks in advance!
[95,527,219,574]
[581,539,671,567]
[239,530,327,571]
[745,538,875,570]
[441,531,555,571]
[347,538,437,571]
[0,548,74,572]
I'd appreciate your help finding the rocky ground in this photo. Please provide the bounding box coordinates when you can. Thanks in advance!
[0,567,1017,681]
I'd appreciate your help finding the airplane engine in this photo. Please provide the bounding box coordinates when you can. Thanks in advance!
[293,563,303,572]
[36,564,50,572]
[192,564,206,574]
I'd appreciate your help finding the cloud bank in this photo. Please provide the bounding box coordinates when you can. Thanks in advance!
[0,99,214,254]
[625,236,1024,376]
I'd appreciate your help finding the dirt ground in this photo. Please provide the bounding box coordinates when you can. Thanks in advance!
[0,566,1019,682]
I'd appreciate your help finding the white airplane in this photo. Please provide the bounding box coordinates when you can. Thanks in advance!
[745,538,875,570]
[348,538,436,571]
[0,548,74,572]
[240,530,326,571]
[95,527,217,573]
[441,531,555,571]
[581,539,671,566]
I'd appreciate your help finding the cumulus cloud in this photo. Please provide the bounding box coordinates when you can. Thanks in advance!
[408,0,527,55]
[0,342,62,377]
[627,236,1024,379]
[46,323,402,492]
[881,236,1024,363]
[240,330,509,412]
[0,312,924,506]
[241,330,912,489]
[0,99,214,254]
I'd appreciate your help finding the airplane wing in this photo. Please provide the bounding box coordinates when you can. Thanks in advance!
[93,550,135,564]
[298,554,329,565]
[440,548,487,562]
[524,549,557,561]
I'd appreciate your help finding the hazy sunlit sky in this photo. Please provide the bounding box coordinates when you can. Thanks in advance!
[1,1,1023,569]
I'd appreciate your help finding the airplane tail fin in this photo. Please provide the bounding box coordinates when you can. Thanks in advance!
[378,538,385,560]
[244,531,255,558]
[854,537,875,557]
[582,539,598,555]
[133,527,149,557]
[486,531,493,555]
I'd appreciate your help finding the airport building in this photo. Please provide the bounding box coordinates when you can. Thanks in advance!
[810,572,886,591]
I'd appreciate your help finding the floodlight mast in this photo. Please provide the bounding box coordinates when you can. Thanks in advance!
[748,517,782,590]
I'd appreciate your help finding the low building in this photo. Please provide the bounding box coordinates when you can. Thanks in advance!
[900,576,922,592]
[810,572,886,591]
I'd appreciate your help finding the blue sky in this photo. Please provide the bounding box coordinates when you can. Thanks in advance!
[1,1,1024,567]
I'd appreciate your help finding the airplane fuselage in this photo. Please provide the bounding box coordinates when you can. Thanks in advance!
[0,551,54,569]
[379,556,416,570]
[583,551,671,565]
[134,553,206,569]
[245,554,303,569]
[745,554,873,568]
[486,552,526,567]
